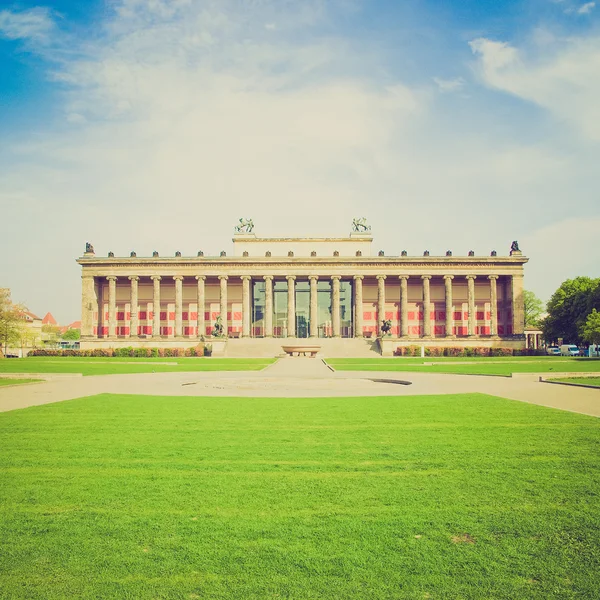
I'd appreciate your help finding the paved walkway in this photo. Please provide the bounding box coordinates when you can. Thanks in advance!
[0,358,598,416]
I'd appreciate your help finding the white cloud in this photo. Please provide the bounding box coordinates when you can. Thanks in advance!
[0,7,54,42]
[433,76,465,92]
[469,38,519,71]
[577,2,596,13]
[470,35,600,140]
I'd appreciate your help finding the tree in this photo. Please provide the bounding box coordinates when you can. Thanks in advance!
[0,289,24,356]
[543,277,600,344]
[42,323,62,347]
[581,309,600,345]
[523,290,544,328]
[62,328,80,341]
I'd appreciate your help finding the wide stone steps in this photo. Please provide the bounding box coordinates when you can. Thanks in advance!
[224,337,380,358]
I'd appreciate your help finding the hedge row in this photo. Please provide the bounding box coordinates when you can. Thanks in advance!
[28,345,211,358]
[394,346,545,357]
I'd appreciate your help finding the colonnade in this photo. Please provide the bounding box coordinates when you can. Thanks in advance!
[82,272,524,339]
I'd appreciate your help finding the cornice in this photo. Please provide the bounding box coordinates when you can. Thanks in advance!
[76,256,528,269]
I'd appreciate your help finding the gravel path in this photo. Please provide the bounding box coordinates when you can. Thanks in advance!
[0,358,598,416]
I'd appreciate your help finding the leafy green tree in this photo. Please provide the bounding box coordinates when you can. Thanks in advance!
[543,277,600,344]
[62,328,81,341]
[581,309,600,345]
[523,290,544,328]
[0,289,25,356]
[42,324,62,347]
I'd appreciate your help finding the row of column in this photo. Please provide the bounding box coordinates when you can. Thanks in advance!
[84,273,523,339]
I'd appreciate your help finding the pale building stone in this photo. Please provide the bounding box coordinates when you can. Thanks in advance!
[76,231,528,351]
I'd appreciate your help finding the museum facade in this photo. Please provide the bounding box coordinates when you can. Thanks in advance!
[77,227,528,351]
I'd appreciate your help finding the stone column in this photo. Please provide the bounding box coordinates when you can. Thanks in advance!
[174,276,183,337]
[241,276,251,338]
[309,276,319,338]
[195,276,205,338]
[353,275,364,338]
[376,275,386,336]
[331,276,341,337]
[219,275,228,337]
[151,275,161,337]
[81,276,95,338]
[511,273,525,336]
[107,276,117,338]
[128,276,139,338]
[467,275,477,337]
[421,276,431,338]
[264,276,274,337]
[286,275,296,337]
[444,275,454,338]
[399,276,409,337]
[488,275,498,337]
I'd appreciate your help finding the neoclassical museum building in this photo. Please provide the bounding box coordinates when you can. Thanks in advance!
[77,222,528,352]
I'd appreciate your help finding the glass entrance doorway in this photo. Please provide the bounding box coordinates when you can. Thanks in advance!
[317,281,332,337]
[273,281,288,338]
[295,282,310,338]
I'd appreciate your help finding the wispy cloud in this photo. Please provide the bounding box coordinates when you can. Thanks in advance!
[470,35,600,140]
[433,76,465,93]
[577,2,596,14]
[0,7,54,42]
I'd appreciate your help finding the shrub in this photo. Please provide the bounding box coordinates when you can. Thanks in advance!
[150,347,159,357]
[29,349,59,357]
[444,347,462,357]
[429,347,444,357]
[490,347,514,356]
[473,347,489,357]
[114,347,134,357]
[158,348,165,358]
[92,348,112,357]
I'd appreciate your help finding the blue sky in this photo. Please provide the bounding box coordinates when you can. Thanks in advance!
[1,0,599,323]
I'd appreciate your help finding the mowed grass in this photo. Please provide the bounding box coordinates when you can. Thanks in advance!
[551,377,600,387]
[0,357,274,376]
[1,394,599,599]
[0,377,42,386]
[328,356,600,377]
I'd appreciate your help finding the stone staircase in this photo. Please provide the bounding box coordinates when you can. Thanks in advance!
[224,337,380,358]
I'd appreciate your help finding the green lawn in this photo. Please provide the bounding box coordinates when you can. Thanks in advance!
[0,357,275,376]
[0,377,42,386]
[328,357,600,377]
[1,393,599,599]
[550,377,600,387]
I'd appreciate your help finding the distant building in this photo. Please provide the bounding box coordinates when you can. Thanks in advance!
[59,320,82,335]
[19,311,43,347]
[42,312,58,326]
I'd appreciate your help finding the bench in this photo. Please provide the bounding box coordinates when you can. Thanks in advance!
[281,345,321,358]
